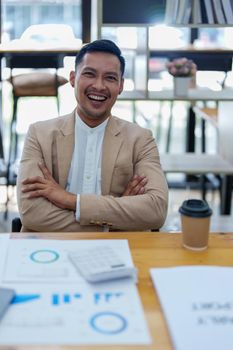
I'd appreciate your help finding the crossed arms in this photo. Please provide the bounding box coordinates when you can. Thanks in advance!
[21,163,148,210]
[17,121,168,232]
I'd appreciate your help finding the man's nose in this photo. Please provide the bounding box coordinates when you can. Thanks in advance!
[92,76,105,89]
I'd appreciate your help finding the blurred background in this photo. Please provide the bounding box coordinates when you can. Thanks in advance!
[1,0,233,232]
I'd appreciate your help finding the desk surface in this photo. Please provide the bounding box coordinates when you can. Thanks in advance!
[7,231,233,350]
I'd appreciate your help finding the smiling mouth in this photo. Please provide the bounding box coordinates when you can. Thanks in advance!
[87,94,107,102]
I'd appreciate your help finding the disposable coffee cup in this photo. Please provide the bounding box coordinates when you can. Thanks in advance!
[179,199,212,251]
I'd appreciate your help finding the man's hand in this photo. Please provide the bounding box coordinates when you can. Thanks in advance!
[22,162,147,207]
[122,174,148,196]
[21,162,76,210]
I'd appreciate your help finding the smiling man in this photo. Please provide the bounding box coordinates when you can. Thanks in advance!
[17,39,168,232]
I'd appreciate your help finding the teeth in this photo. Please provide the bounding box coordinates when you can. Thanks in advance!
[88,94,106,101]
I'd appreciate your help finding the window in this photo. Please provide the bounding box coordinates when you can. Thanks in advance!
[2,0,82,43]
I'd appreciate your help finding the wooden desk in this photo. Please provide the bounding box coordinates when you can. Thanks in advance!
[0,46,79,81]
[0,44,80,55]
[7,231,233,350]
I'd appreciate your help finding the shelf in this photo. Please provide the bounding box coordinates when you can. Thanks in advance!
[119,87,233,102]
[93,0,233,104]
[165,0,233,27]
[120,91,147,100]
[150,48,233,54]
[167,24,233,28]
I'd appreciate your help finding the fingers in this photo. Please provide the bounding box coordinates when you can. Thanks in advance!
[21,163,60,202]
[138,186,146,195]
[38,161,54,181]
[123,174,148,196]
[21,174,48,198]
[21,162,54,189]
[22,176,46,185]
[122,175,136,196]
[22,189,44,198]
[21,183,45,192]
[21,185,45,199]
[130,176,148,195]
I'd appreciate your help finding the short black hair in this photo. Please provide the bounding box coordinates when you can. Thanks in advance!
[75,39,125,76]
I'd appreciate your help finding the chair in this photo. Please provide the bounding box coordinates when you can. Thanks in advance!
[5,24,76,192]
[6,53,68,176]
[5,53,68,217]
[11,217,22,232]
[160,102,233,215]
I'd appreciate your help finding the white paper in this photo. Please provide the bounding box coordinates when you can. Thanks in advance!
[0,234,10,283]
[3,239,134,283]
[0,280,151,345]
[150,266,233,350]
[0,239,150,345]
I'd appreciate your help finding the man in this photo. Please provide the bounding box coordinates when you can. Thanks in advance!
[17,39,168,232]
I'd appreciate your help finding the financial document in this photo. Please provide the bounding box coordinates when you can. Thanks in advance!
[150,266,233,350]
[0,234,10,279]
[0,238,151,345]
[3,239,134,283]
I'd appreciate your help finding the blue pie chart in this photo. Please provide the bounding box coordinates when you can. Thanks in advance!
[90,311,127,334]
[30,249,59,263]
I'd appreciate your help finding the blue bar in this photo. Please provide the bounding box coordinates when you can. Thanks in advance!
[105,293,112,302]
[94,293,101,304]
[63,294,70,303]
[52,294,59,305]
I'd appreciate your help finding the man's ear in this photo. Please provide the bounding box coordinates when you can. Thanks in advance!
[69,71,75,87]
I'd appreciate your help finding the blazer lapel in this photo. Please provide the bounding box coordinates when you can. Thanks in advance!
[101,117,123,195]
[56,112,75,188]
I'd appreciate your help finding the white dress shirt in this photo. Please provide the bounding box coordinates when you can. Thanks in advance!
[67,114,108,221]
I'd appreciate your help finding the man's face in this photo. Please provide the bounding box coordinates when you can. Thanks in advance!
[70,51,124,127]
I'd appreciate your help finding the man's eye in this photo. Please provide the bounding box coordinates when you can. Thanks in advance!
[83,72,94,77]
[107,76,117,81]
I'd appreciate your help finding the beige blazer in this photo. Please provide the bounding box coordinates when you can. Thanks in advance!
[17,111,168,232]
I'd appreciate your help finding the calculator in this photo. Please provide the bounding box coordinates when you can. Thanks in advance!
[68,246,137,283]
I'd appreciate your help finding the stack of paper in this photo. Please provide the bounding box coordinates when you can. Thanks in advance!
[150,266,233,350]
[0,238,151,345]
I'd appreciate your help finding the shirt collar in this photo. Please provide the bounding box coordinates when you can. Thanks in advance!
[75,112,109,134]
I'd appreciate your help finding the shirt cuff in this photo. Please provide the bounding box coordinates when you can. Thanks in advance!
[75,194,80,222]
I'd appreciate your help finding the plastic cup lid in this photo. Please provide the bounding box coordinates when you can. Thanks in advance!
[179,199,212,218]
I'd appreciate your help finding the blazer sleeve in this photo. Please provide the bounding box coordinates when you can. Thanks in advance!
[17,124,101,232]
[80,129,168,231]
